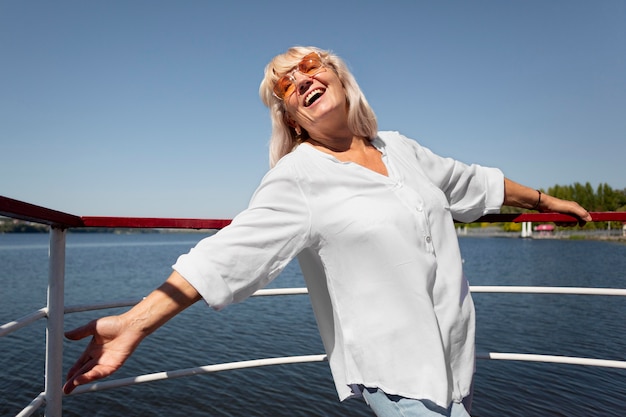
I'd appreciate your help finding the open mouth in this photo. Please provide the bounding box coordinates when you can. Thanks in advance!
[304,88,325,107]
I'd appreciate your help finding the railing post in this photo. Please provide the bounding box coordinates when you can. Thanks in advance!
[45,227,66,417]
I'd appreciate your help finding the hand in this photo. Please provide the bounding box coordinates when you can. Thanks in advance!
[63,315,144,394]
[542,195,592,226]
[63,271,201,394]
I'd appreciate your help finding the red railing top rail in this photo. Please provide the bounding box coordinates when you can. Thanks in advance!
[81,216,232,230]
[0,196,232,229]
[1,195,625,230]
[478,212,626,223]
[0,195,84,227]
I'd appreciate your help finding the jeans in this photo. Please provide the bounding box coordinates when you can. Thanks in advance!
[362,388,472,417]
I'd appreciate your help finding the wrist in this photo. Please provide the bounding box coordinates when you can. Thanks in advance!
[531,190,542,211]
[121,294,170,338]
[120,308,154,338]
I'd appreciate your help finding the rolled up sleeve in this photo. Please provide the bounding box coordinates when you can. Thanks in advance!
[409,138,505,223]
[173,163,311,309]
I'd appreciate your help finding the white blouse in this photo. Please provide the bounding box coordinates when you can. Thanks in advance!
[173,131,504,408]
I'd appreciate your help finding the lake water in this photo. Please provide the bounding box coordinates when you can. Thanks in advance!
[1,233,625,416]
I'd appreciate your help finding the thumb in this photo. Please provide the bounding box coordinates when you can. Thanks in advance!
[65,320,96,341]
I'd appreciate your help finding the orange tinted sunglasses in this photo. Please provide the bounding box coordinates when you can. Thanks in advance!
[272,52,326,100]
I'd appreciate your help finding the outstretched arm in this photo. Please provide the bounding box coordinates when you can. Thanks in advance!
[503,178,592,223]
[63,270,201,394]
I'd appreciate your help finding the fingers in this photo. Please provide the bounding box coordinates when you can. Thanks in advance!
[567,201,591,223]
[64,315,134,394]
[65,345,95,381]
[63,358,95,394]
[555,215,588,227]
[65,320,96,341]
[64,320,105,394]
[550,198,592,226]
[63,360,113,394]
[64,323,98,389]
[580,210,592,223]
[573,206,592,225]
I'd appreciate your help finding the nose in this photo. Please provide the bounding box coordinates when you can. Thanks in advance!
[293,73,314,96]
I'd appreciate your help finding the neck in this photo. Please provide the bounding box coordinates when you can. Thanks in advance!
[305,135,368,153]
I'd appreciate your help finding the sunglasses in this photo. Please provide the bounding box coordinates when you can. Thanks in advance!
[272,52,327,100]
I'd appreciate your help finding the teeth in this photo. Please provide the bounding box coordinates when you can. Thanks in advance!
[305,89,324,106]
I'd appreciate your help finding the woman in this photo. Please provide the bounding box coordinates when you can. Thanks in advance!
[63,46,591,417]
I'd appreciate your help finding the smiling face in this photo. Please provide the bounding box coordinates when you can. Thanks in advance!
[281,61,351,141]
[260,46,378,166]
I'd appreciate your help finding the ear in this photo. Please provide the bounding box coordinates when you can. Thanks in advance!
[284,114,298,129]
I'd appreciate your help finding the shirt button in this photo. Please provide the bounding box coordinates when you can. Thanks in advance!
[425,236,432,243]
[416,206,423,212]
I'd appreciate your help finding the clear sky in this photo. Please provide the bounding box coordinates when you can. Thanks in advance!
[1,1,624,218]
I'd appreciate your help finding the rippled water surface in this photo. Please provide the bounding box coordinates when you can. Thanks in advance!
[1,233,625,416]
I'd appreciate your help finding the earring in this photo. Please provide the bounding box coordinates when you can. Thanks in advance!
[294,126,302,142]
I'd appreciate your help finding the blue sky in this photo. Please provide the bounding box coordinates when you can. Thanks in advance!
[1,1,624,218]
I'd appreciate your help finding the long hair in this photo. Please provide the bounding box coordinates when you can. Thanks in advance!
[259,46,378,167]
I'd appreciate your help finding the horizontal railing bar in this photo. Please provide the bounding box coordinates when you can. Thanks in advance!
[69,350,626,397]
[470,286,626,296]
[64,299,143,314]
[586,212,626,222]
[15,392,46,417]
[60,285,626,317]
[476,212,626,223]
[476,352,626,369]
[80,211,626,229]
[5,286,622,339]
[0,195,83,228]
[70,354,328,395]
[74,211,626,229]
[3,195,625,228]
[7,285,625,325]
[62,289,312,315]
[80,216,232,230]
[62,289,311,315]
[0,308,47,337]
[252,287,310,296]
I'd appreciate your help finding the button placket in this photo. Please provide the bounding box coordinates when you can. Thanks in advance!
[396,185,434,254]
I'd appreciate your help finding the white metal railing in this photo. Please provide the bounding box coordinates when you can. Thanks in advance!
[4,282,626,416]
[0,308,47,337]
[64,286,626,396]
[469,286,626,296]
[16,392,46,417]
[476,352,626,369]
[71,354,329,395]
[4,286,625,339]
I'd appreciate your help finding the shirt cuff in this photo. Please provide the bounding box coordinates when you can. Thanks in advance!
[483,167,505,214]
[172,254,234,310]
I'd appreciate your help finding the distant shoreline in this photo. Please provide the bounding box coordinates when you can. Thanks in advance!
[1,222,622,242]
[457,226,626,242]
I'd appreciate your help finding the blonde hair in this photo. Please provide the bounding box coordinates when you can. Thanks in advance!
[259,46,378,167]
